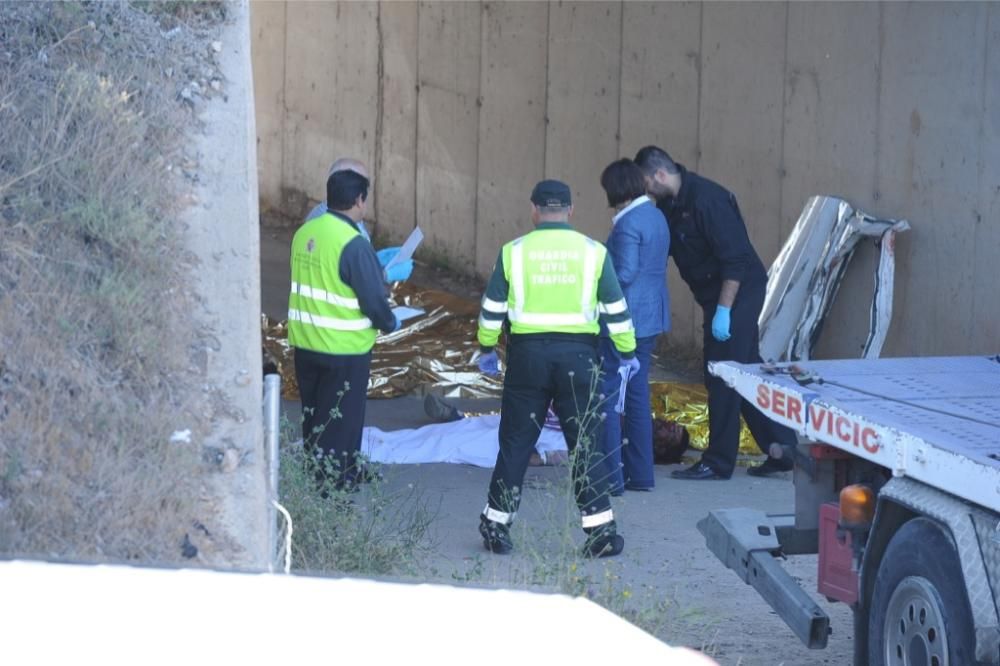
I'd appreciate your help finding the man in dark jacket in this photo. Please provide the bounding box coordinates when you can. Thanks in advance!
[634,146,796,480]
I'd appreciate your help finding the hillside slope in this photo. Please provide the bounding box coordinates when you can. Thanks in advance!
[0,0,266,568]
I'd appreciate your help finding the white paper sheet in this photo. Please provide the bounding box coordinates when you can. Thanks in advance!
[615,365,632,414]
[383,226,424,272]
[391,306,425,322]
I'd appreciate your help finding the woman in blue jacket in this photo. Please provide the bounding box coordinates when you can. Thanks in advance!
[598,159,671,494]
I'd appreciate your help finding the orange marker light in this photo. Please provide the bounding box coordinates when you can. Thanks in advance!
[839,484,875,525]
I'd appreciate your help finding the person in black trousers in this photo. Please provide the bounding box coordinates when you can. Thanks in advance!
[289,168,398,492]
[634,146,796,480]
[475,179,639,557]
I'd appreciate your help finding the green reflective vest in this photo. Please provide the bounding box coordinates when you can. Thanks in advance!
[288,213,377,355]
[502,229,603,336]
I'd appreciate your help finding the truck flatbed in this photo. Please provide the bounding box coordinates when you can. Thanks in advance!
[709,355,1000,511]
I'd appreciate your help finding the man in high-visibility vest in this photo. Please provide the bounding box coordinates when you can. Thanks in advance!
[476,179,639,558]
[305,157,413,283]
[288,168,398,492]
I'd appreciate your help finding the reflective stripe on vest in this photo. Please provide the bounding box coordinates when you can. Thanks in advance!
[288,308,373,331]
[506,232,601,331]
[291,281,361,310]
[289,282,372,330]
[287,213,377,355]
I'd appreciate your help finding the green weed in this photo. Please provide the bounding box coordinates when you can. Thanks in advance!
[276,414,438,577]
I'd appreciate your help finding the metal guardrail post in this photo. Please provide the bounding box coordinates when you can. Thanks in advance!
[263,373,281,572]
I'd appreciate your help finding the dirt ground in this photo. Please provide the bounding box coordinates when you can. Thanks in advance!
[259,222,854,665]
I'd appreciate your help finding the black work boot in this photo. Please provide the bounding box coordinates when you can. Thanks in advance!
[583,521,625,558]
[479,515,513,554]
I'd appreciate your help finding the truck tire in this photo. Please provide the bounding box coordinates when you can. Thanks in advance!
[868,517,976,666]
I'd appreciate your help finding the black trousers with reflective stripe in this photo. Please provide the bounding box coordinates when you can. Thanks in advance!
[486,336,612,527]
[294,347,372,487]
[700,283,797,478]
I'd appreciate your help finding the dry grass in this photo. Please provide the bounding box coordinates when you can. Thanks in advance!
[0,2,222,562]
[277,447,438,577]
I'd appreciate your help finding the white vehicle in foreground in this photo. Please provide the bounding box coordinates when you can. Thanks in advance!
[0,559,716,665]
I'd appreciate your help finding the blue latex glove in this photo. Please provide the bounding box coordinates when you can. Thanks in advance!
[375,247,399,267]
[376,247,413,283]
[621,356,641,378]
[712,305,732,342]
[385,259,413,283]
[477,350,500,376]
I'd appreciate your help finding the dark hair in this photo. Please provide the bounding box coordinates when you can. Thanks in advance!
[633,145,678,177]
[600,158,647,208]
[652,419,691,465]
[326,169,369,211]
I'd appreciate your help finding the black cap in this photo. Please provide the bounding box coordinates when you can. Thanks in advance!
[530,179,572,207]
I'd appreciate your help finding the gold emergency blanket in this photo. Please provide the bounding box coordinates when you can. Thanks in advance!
[261,285,757,455]
[649,381,758,455]
[262,283,503,401]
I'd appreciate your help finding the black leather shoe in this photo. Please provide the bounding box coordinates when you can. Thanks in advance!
[746,456,793,477]
[670,461,725,480]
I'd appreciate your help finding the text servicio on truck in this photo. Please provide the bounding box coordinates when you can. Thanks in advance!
[697,355,1000,666]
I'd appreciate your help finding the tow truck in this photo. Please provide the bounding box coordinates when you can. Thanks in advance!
[697,355,1000,665]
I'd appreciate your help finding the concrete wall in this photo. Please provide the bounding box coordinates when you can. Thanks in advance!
[251,1,1000,359]
[194,0,269,569]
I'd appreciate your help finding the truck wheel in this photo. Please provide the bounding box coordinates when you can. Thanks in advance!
[868,517,976,666]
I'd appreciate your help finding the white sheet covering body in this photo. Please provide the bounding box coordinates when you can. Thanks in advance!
[361,415,568,467]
